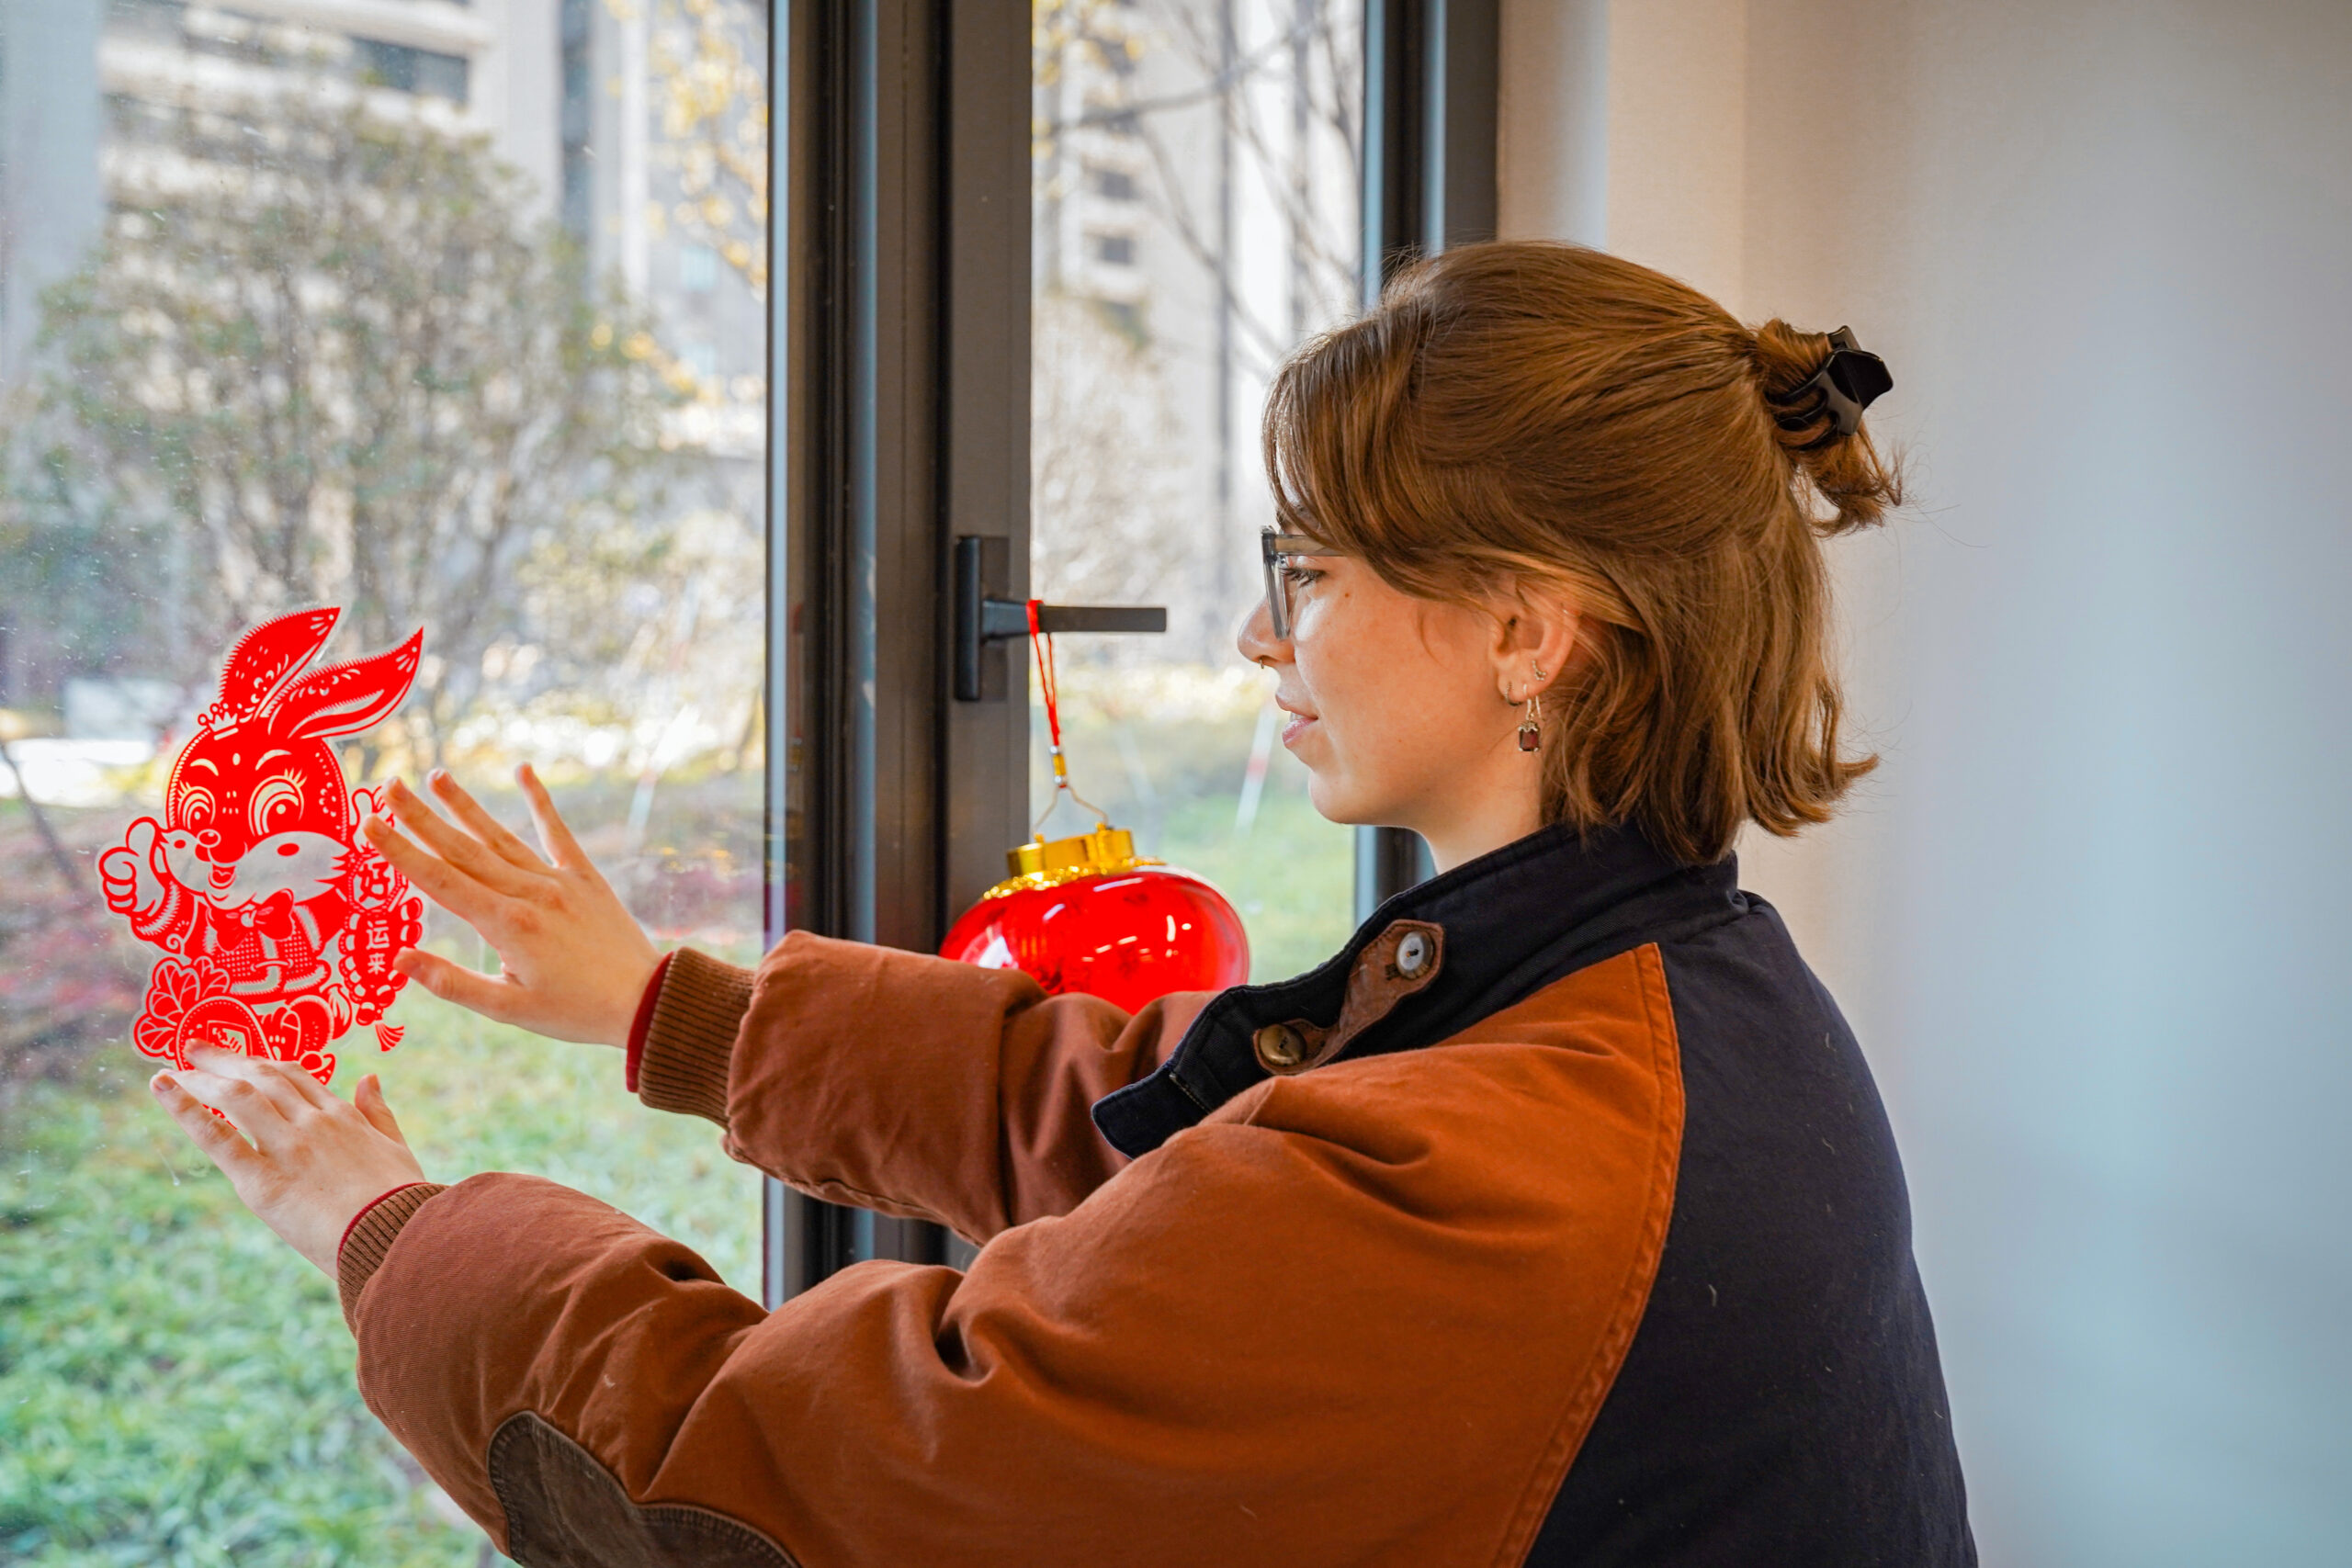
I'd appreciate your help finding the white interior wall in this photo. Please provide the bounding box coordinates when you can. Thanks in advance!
[1498,3,2352,1562]
[1599,0,1749,313]
[1496,0,1610,248]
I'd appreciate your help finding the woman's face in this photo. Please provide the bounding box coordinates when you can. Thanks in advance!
[1236,552,1559,865]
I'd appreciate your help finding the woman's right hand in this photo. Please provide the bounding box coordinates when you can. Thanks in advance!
[366,765,660,1049]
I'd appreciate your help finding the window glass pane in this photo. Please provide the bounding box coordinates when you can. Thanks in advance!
[1030,0,1362,982]
[0,0,768,1555]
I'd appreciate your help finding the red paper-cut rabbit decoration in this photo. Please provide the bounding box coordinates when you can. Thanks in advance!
[98,608,424,1087]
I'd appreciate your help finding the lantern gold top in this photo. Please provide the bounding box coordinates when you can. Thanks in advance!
[982,823,1163,900]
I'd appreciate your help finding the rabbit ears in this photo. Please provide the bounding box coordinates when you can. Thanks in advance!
[206,608,423,740]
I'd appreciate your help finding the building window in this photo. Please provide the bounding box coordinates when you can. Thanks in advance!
[1095,298,1143,341]
[560,0,594,242]
[353,39,469,106]
[1091,231,1136,266]
[1087,164,1137,202]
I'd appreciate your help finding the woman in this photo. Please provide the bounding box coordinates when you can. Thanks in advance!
[153,243,1973,1565]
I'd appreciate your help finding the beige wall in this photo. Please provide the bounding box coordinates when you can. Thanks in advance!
[1496,0,1611,248]
[1600,0,1751,313]
[1499,0,1900,1041]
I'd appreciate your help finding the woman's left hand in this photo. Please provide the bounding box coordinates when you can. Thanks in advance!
[152,1044,432,1276]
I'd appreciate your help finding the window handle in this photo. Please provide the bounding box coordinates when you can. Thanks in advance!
[954,536,1164,702]
[977,599,1166,638]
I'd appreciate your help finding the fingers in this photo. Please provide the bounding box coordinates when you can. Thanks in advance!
[384,779,546,899]
[153,1058,433,1280]
[364,812,504,928]
[187,1042,335,1111]
[182,1043,315,1126]
[151,1070,259,1172]
[425,770,551,874]
[264,1048,340,1111]
[393,946,526,1024]
[516,764,590,872]
[354,1074,409,1145]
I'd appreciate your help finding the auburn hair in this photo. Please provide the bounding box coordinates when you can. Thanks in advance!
[1263,241,1902,866]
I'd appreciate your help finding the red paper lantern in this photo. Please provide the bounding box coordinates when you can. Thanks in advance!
[940,824,1249,1014]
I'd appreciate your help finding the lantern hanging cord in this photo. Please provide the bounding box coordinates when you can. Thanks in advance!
[1028,598,1108,837]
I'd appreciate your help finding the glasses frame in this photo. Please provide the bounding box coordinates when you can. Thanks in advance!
[1261,528,1346,641]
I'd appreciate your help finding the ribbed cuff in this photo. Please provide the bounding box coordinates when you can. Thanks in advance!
[338,1181,448,1330]
[624,952,677,1093]
[637,947,753,1128]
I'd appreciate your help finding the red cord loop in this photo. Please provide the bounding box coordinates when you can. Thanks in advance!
[1027,598,1063,755]
[1023,598,1109,834]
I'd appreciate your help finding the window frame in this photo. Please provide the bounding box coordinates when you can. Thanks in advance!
[763,0,1032,1299]
[760,0,1502,1301]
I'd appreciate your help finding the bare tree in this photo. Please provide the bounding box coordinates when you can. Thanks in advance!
[1029,0,1363,660]
[1035,0,1362,378]
[1031,292,1195,635]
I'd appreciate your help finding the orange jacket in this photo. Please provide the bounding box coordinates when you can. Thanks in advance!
[339,825,1971,1565]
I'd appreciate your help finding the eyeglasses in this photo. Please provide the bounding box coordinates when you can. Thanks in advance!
[1260,527,1346,641]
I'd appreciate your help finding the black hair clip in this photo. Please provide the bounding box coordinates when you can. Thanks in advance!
[1776,327,1893,447]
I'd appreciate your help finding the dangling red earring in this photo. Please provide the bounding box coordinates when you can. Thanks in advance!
[1518,664,1546,752]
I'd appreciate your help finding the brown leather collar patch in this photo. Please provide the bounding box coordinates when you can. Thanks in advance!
[1252,918,1445,1076]
[490,1411,801,1568]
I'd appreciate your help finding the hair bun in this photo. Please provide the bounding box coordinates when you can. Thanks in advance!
[1752,320,1904,535]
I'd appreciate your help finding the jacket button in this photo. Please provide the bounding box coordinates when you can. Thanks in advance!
[1254,1023,1307,1071]
[1395,930,1431,977]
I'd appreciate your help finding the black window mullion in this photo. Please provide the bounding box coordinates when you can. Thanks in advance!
[1355,0,1498,920]
[764,0,1027,1304]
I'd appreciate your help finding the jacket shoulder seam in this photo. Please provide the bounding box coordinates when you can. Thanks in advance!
[1487,941,1686,1566]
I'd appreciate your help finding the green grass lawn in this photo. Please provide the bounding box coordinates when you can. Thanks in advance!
[0,987,759,1566]
[1152,788,1357,985]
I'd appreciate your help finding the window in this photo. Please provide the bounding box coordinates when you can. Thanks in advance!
[0,0,769,1555]
[560,0,595,241]
[1031,0,1363,983]
[2,0,1388,1546]
[1087,163,1138,201]
[354,39,471,105]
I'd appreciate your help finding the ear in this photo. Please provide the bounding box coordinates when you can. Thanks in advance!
[272,629,424,741]
[212,608,340,725]
[1489,585,1584,702]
